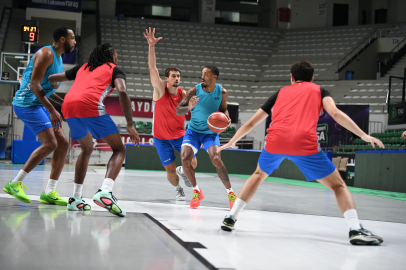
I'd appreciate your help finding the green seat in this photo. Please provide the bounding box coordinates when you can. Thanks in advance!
[144,122,152,134]
[135,121,145,132]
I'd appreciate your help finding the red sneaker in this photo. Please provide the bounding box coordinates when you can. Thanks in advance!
[190,189,204,208]
[228,191,237,209]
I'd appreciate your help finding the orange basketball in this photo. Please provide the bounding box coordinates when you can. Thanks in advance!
[207,112,229,133]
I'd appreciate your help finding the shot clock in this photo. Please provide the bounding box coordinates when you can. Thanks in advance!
[21,20,39,43]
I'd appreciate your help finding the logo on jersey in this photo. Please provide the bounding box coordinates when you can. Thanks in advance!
[214,97,220,100]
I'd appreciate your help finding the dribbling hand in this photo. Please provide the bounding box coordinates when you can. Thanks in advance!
[143,27,162,46]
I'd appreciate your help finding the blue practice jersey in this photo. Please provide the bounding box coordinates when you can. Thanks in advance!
[12,45,63,107]
[188,83,223,134]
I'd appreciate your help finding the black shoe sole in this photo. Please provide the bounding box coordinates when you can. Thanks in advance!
[221,225,234,232]
[350,239,383,245]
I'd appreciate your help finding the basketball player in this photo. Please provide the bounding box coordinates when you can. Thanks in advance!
[3,26,75,205]
[144,27,197,201]
[48,43,139,217]
[177,66,236,209]
[218,60,384,245]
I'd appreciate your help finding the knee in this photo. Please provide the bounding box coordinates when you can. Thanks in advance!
[181,152,192,164]
[112,144,126,157]
[82,144,93,155]
[330,179,346,192]
[211,154,223,167]
[58,138,69,152]
[44,139,58,152]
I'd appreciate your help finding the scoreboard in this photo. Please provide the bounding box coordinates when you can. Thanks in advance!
[21,20,39,43]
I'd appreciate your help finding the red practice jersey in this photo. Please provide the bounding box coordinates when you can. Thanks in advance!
[62,63,125,119]
[261,82,331,156]
[153,85,185,140]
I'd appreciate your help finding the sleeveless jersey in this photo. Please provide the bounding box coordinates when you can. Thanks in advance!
[263,82,324,156]
[62,63,116,118]
[152,85,185,140]
[188,83,222,134]
[13,45,63,107]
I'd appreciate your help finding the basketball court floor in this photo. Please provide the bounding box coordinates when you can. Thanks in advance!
[1,163,405,270]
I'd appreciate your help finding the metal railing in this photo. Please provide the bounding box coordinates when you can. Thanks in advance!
[337,27,406,73]
[336,30,377,72]
[390,37,406,59]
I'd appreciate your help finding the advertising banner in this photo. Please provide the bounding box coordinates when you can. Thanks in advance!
[28,0,82,13]
[104,97,238,123]
[388,102,406,125]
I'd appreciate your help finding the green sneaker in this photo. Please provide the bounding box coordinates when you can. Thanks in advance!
[39,190,68,206]
[93,189,126,217]
[3,181,31,203]
[67,196,91,211]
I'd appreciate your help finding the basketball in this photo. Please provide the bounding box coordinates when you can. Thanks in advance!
[207,112,229,133]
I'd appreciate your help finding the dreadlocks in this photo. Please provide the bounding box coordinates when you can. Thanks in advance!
[85,43,116,71]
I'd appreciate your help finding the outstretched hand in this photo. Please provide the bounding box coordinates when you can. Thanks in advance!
[360,134,385,149]
[401,131,406,139]
[216,141,236,153]
[143,27,162,46]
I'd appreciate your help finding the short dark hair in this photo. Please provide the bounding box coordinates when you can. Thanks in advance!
[165,67,181,77]
[204,66,219,78]
[53,26,71,42]
[290,60,314,82]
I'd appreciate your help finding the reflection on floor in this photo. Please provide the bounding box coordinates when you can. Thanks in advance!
[1,164,406,270]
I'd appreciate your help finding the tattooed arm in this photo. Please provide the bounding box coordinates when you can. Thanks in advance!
[115,78,140,145]
[220,88,231,127]
[176,87,197,116]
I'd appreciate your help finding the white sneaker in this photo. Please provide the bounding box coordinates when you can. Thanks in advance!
[176,166,192,187]
[176,186,186,201]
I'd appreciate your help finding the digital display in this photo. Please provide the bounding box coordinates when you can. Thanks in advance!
[21,20,39,43]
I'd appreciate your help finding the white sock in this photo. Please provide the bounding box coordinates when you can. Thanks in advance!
[229,198,247,217]
[73,183,83,199]
[101,178,115,192]
[12,170,28,183]
[227,187,234,194]
[175,184,182,190]
[343,209,361,229]
[45,179,58,194]
[179,166,185,174]
[193,185,200,191]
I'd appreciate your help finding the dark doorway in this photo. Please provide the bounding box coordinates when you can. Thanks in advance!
[333,4,349,26]
[375,9,387,24]
[361,10,367,24]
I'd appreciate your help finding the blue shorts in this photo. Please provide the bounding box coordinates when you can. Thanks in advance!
[182,128,220,155]
[153,136,184,166]
[14,105,52,135]
[258,150,336,181]
[66,114,119,140]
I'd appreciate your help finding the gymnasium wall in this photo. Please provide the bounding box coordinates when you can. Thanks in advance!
[355,151,406,192]
[338,41,379,80]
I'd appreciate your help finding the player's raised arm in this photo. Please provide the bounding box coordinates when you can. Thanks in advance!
[31,48,63,130]
[322,96,384,149]
[217,108,268,152]
[143,27,165,100]
[176,87,198,115]
[115,78,140,146]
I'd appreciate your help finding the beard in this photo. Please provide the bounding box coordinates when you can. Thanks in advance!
[64,42,74,54]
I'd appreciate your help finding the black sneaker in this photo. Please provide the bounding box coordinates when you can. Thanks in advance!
[221,215,236,232]
[349,224,383,245]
